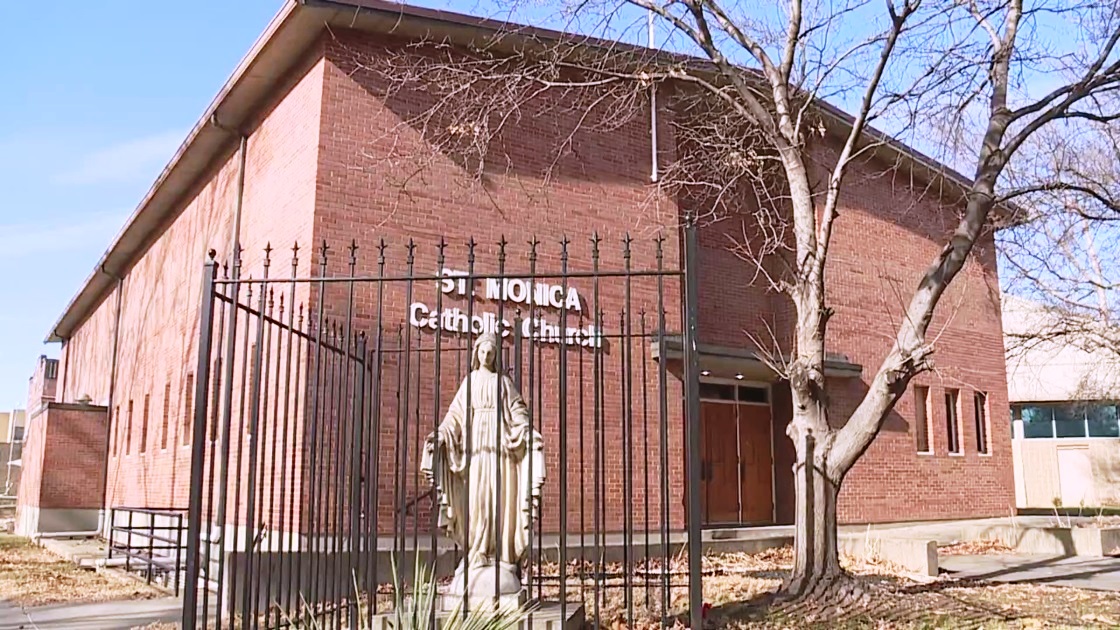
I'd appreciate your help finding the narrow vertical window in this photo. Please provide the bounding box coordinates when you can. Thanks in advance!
[126,400,134,454]
[974,392,989,454]
[914,385,931,453]
[140,395,150,453]
[161,382,171,449]
[184,373,195,445]
[207,361,219,440]
[945,389,961,454]
[112,405,120,455]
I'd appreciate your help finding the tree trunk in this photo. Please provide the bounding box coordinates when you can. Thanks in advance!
[781,432,844,601]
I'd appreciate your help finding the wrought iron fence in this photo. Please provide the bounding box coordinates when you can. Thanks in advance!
[181,222,703,629]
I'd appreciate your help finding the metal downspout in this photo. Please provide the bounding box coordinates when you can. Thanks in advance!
[211,116,248,269]
[648,11,659,183]
[96,271,125,538]
[59,341,69,403]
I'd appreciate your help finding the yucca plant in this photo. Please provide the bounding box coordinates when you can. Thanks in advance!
[389,554,535,630]
[279,555,534,630]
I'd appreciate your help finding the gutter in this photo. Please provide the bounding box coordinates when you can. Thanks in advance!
[58,340,69,403]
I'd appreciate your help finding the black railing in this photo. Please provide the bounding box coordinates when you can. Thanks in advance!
[181,222,703,630]
[108,506,188,595]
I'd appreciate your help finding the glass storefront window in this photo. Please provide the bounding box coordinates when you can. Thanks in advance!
[1053,404,1087,438]
[1017,405,1054,438]
[1015,401,1120,439]
[1087,404,1120,438]
[699,383,736,401]
[738,386,768,404]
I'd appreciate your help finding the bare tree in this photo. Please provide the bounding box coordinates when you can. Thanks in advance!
[1001,122,1120,364]
[334,0,1120,605]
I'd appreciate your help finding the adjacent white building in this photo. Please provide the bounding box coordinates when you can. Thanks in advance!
[0,409,25,497]
[1003,294,1120,509]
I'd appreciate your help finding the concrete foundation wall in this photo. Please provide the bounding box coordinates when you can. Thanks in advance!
[17,507,101,536]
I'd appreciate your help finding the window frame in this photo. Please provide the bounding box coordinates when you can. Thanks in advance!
[126,400,134,455]
[974,391,990,455]
[161,381,172,451]
[183,372,195,446]
[914,385,933,455]
[698,378,770,406]
[140,394,150,454]
[111,405,120,456]
[945,389,963,455]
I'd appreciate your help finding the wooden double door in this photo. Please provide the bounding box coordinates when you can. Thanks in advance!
[700,402,774,525]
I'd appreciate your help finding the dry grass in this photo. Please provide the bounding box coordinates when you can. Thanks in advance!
[0,534,163,608]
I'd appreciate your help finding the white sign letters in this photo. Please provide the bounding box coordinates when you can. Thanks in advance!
[408,269,602,347]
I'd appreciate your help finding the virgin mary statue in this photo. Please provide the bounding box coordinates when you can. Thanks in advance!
[421,332,545,596]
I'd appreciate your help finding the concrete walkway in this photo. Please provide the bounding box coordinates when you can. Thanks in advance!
[940,553,1120,591]
[0,597,182,629]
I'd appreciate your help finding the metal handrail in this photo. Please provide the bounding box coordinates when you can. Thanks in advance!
[107,506,188,595]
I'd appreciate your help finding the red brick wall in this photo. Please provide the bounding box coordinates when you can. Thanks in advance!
[316,31,687,534]
[826,152,1013,522]
[59,294,117,408]
[57,50,327,518]
[693,140,1014,524]
[16,408,46,513]
[16,404,108,517]
[41,405,109,510]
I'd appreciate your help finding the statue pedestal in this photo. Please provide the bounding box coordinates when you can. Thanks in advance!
[390,563,581,630]
[435,589,526,614]
[438,561,524,612]
[374,599,584,630]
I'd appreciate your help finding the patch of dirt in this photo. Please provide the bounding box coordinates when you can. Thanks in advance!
[0,534,163,608]
[527,546,1120,629]
[939,538,1015,556]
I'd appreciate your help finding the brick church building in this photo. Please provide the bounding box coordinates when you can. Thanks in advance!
[18,0,1013,539]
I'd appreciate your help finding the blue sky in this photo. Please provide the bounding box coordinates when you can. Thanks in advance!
[0,1,288,409]
[0,0,656,411]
